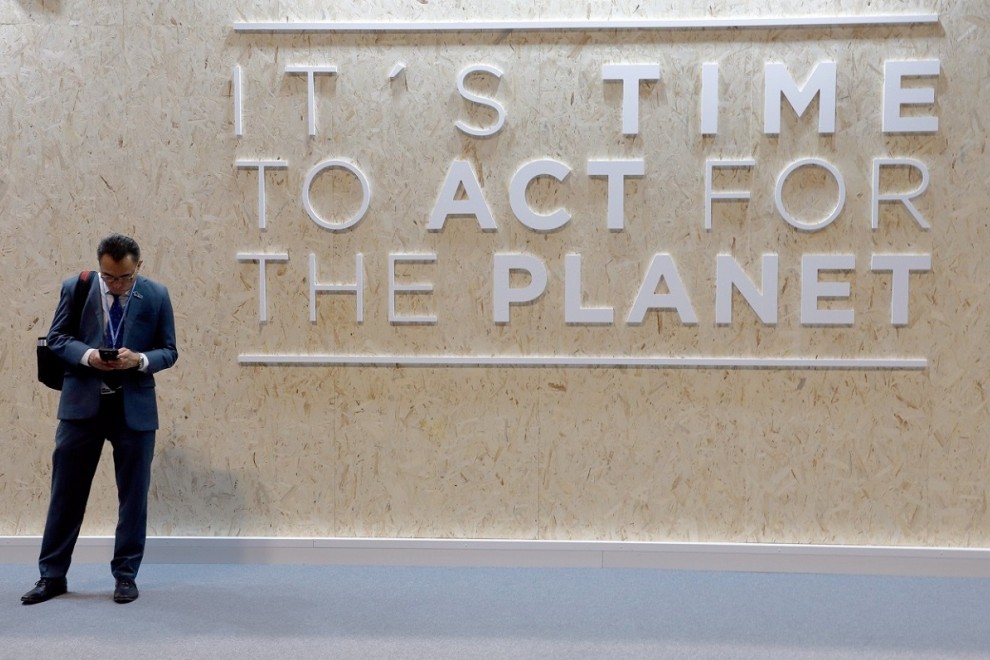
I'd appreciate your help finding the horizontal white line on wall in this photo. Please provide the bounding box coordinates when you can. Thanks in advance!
[238,354,928,370]
[2,537,988,577]
[233,15,940,33]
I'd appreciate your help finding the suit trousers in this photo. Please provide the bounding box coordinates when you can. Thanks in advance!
[38,391,156,581]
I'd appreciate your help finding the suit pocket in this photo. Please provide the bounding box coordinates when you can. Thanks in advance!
[135,372,157,389]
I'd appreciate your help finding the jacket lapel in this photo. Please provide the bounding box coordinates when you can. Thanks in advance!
[83,274,105,346]
[122,277,145,346]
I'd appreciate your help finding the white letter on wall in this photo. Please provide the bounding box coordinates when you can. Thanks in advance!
[285,65,338,136]
[237,252,289,323]
[236,160,288,231]
[428,160,497,232]
[493,254,548,324]
[775,158,846,232]
[883,59,940,133]
[303,159,371,232]
[233,65,243,136]
[389,253,438,325]
[602,64,661,135]
[801,254,855,326]
[564,254,614,325]
[455,64,506,138]
[309,253,364,323]
[510,159,572,232]
[871,254,931,326]
[587,159,645,231]
[705,159,755,231]
[701,62,719,135]
[872,158,931,230]
[715,254,779,325]
[627,254,698,325]
[764,61,837,135]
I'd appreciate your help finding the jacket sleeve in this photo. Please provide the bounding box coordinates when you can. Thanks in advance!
[46,275,94,368]
[144,285,178,375]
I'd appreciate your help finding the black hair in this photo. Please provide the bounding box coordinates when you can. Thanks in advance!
[97,233,141,262]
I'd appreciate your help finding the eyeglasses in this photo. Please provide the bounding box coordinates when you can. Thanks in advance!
[100,271,137,284]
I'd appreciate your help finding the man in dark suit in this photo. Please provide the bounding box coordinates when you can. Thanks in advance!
[22,233,178,605]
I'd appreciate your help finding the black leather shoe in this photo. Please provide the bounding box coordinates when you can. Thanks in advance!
[21,577,68,605]
[113,579,139,603]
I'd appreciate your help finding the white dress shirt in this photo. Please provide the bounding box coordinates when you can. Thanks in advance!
[79,277,149,372]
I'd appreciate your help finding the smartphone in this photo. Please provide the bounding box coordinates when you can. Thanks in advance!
[99,348,119,361]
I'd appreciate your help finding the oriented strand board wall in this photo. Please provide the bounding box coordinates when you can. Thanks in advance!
[2,0,987,544]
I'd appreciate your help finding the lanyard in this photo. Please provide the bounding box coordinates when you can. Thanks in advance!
[102,286,134,348]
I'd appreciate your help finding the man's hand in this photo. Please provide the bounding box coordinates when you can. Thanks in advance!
[88,348,141,371]
[114,348,142,370]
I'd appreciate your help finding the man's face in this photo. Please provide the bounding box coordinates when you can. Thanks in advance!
[98,255,141,295]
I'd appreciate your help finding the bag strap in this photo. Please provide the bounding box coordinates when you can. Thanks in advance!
[68,271,97,335]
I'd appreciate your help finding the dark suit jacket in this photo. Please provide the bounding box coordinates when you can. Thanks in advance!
[47,273,178,431]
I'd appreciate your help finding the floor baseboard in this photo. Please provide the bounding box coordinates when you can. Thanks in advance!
[4,536,990,577]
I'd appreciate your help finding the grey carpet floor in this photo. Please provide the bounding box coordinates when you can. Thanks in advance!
[2,563,989,659]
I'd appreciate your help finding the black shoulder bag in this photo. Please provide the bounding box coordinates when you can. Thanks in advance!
[37,271,96,391]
